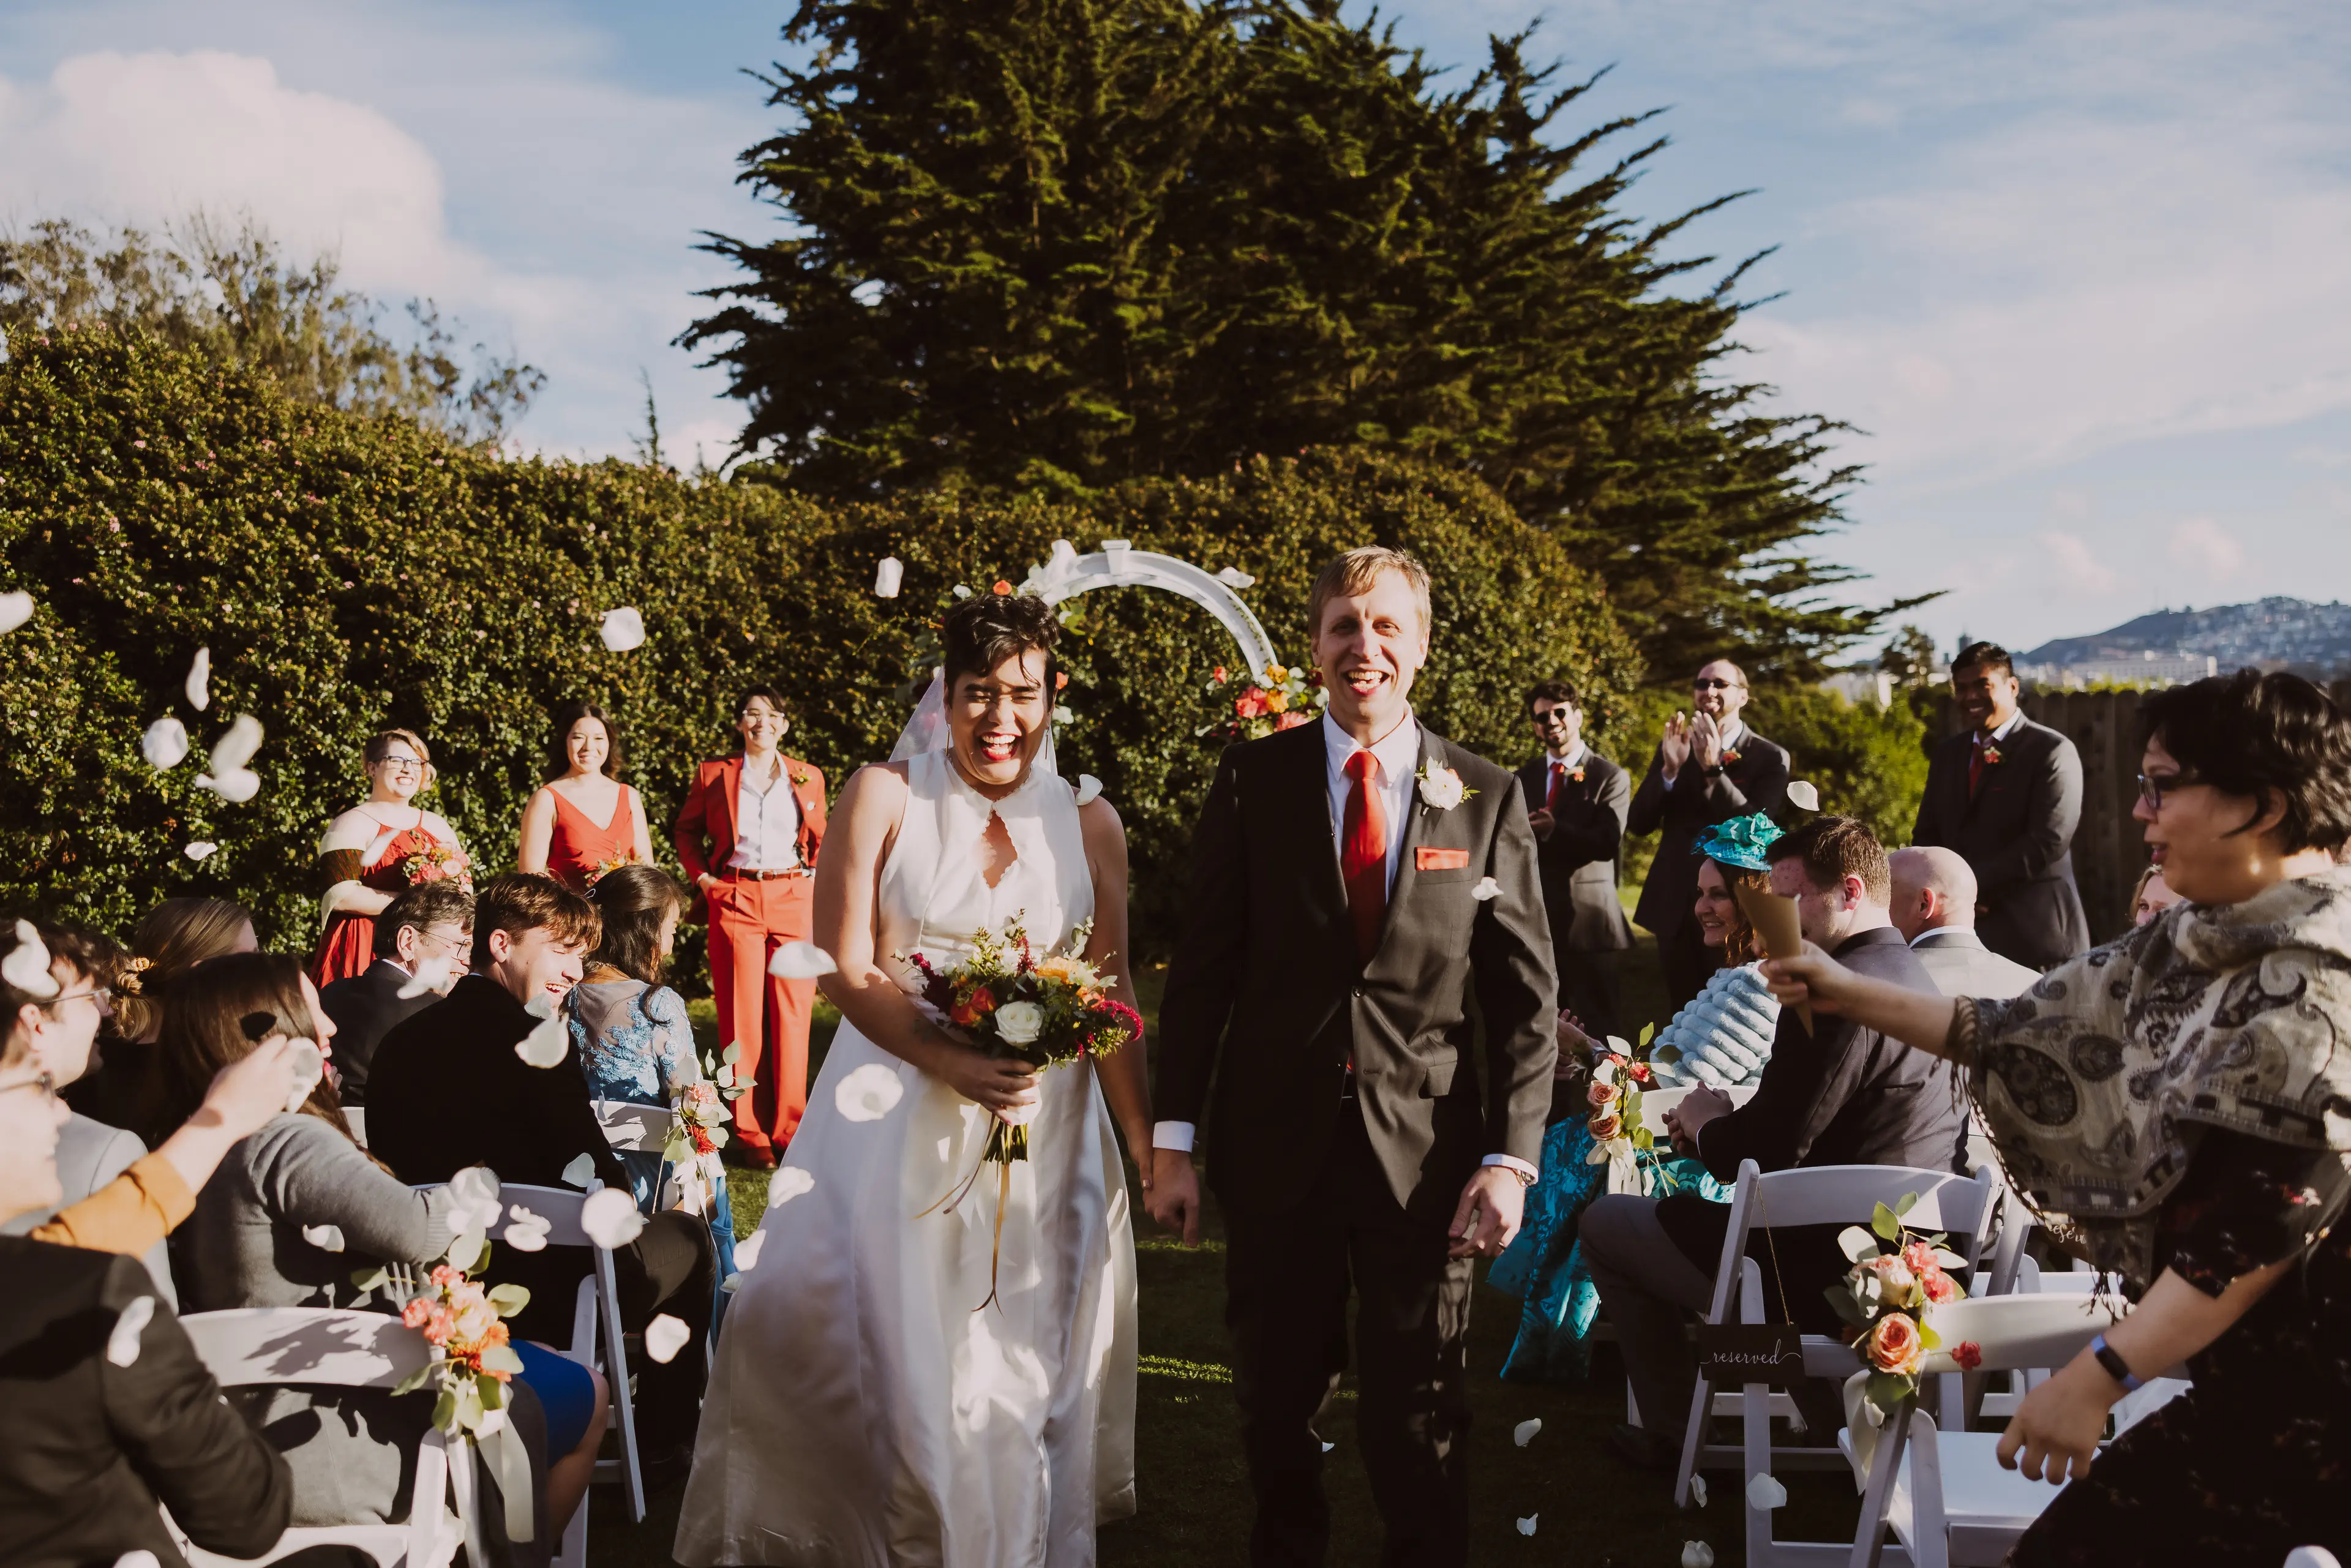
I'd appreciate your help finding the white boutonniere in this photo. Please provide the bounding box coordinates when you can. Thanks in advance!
[1415,762,1475,810]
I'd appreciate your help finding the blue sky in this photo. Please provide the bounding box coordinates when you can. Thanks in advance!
[4,1,2346,659]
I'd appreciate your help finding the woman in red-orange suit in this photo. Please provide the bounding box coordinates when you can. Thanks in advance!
[674,686,827,1167]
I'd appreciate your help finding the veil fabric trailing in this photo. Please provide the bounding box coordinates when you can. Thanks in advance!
[888,671,1061,780]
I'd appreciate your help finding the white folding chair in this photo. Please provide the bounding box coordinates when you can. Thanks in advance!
[172,1307,457,1568]
[1675,1161,2002,1568]
[593,1099,688,1210]
[1609,1086,1760,1417]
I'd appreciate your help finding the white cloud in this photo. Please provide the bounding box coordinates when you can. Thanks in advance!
[2036,531,2120,598]
[2165,517,2244,582]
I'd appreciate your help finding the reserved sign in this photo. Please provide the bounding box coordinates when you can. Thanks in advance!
[1693,1323,1804,1389]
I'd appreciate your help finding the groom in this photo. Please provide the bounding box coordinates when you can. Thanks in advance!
[1150,546,1558,1566]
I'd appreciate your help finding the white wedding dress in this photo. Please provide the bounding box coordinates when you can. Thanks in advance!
[675,749,1138,1567]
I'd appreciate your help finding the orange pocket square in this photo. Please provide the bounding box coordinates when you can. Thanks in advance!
[1415,847,1471,871]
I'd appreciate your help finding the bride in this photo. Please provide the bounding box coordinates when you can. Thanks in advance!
[675,591,1152,1567]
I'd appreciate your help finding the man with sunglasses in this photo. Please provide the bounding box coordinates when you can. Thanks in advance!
[1627,658,1792,1011]
[1912,640,2090,968]
[1517,681,1634,1046]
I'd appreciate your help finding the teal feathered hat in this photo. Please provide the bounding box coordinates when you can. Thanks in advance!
[1692,812,1783,872]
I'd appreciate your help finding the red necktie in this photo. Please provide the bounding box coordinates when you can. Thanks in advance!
[1341,749,1387,964]
[1968,735,1986,798]
[1547,760,1569,815]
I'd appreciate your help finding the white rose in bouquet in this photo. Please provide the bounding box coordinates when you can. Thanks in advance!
[993,1000,1045,1046]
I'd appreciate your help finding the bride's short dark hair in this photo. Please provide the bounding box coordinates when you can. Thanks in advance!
[942,591,1060,691]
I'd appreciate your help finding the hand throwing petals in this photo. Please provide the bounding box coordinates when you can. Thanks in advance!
[770,941,839,980]
[185,647,211,711]
[4,921,61,999]
[183,841,217,861]
[834,1062,904,1122]
[1512,1417,1542,1447]
[559,1153,598,1190]
[106,1296,157,1367]
[645,1313,692,1364]
[1472,877,1502,901]
[767,1166,816,1209]
[301,1224,346,1253]
[580,1187,645,1250]
[142,717,191,770]
[0,590,32,634]
[514,1009,569,1068]
[598,606,646,652]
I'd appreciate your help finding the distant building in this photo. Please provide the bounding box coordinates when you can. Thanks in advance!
[2016,653,2219,689]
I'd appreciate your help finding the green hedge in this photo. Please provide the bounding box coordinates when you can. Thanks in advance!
[0,329,1636,956]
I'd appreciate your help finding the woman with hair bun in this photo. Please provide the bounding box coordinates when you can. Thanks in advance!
[517,700,653,894]
[309,729,471,988]
[65,895,258,1138]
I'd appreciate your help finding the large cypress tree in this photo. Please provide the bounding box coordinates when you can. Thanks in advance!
[688,0,1911,676]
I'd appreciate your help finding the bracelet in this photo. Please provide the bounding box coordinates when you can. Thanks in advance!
[2088,1333,2143,1392]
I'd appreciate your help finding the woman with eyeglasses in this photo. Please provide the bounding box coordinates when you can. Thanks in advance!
[309,728,473,988]
[1764,669,2351,1566]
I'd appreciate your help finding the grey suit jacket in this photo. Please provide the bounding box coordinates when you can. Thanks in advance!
[1,1111,176,1308]
[1515,749,1633,953]
[1913,716,2091,969]
[1910,928,2041,1000]
[1158,719,1558,1221]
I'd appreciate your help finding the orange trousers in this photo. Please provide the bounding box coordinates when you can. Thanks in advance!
[705,874,817,1149]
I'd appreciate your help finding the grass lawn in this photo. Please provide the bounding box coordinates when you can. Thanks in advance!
[597,934,1862,1564]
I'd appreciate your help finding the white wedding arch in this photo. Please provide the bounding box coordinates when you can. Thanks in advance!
[1021,538,1281,677]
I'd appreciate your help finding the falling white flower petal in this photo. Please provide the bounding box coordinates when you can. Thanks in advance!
[283,1039,324,1113]
[768,1166,816,1209]
[720,1271,742,1294]
[874,557,904,598]
[645,1313,692,1364]
[1472,877,1503,902]
[446,1167,504,1236]
[580,1187,646,1250]
[560,1153,599,1190]
[834,1062,905,1122]
[4,921,60,998]
[1215,566,1256,589]
[107,1296,157,1367]
[114,1553,163,1568]
[1320,1441,1335,1452]
[183,841,217,861]
[1690,1474,1709,1507]
[1515,1516,1537,1537]
[514,1009,569,1068]
[770,940,839,980]
[1786,779,1821,813]
[209,713,263,771]
[733,1229,767,1272]
[141,717,190,770]
[598,606,647,653]
[1074,774,1104,806]
[0,590,32,634]
[1747,1472,1788,1510]
[1512,1417,1542,1447]
[396,953,457,1000]
[194,768,260,803]
[503,1207,550,1253]
[301,1224,345,1253]
[1682,1543,1717,1568]
[184,647,211,711]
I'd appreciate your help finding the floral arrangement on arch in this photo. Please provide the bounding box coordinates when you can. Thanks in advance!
[1197,662,1328,743]
[1824,1192,1977,1419]
[402,839,473,894]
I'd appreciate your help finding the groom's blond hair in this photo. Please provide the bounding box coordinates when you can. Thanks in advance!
[1307,546,1431,639]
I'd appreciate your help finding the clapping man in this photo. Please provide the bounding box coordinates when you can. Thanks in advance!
[1517,681,1633,1045]
[1627,659,1791,1011]
[1912,642,2090,969]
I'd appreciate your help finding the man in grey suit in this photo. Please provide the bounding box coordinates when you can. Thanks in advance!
[1516,681,1632,1045]
[1912,642,2091,969]
[1889,846,2041,1000]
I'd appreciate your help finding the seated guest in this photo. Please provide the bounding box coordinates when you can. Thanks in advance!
[369,872,716,1468]
[167,951,590,1561]
[1766,670,2351,1567]
[318,880,474,1105]
[0,920,175,1304]
[1581,815,1956,1471]
[1889,846,2042,999]
[65,895,256,1136]
[2131,860,2183,927]
[1648,819,1787,1091]
[517,701,653,893]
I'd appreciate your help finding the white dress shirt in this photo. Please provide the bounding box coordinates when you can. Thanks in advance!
[1976,710,2023,749]
[1541,740,1591,789]
[1155,710,1537,1182]
[727,756,803,871]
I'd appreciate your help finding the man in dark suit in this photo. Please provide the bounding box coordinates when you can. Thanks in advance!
[1578,816,1959,1471]
[370,872,715,1466]
[1912,641,2091,969]
[1515,680,1633,1046]
[1150,547,1556,1567]
[317,879,472,1106]
[1627,659,1793,1011]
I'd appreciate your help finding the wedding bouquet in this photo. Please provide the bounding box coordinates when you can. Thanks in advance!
[664,1077,730,1213]
[1823,1192,1976,1419]
[402,840,473,893]
[1196,662,1328,743]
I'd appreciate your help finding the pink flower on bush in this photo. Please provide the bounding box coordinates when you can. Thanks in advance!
[1233,688,1270,719]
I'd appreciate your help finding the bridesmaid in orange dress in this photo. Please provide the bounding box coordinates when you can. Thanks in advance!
[517,701,655,893]
[309,730,473,986]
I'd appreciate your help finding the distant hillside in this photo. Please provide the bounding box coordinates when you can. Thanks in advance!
[2021,598,2351,674]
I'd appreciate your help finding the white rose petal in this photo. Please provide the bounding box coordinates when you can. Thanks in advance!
[1747,1472,1788,1510]
[768,1166,816,1209]
[0,590,32,634]
[446,1166,504,1236]
[1074,773,1104,806]
[645,1313,692,1364]
[598,606,646,652]
[719,1271,742,1294]
[209,713,264,772]
[770,940,839,980]
[1786,779,1821,813]
[1215,566,1256,588]
[560,1153,599,1190]
[835,1062,904,1122]
[1515,1515,1537,1537]
[4,921,61,998]
[1512,1417,1542,1447]
[195,768,261,803]
[514,1008,569,1068]
[183,841,217,861]
[301,1224,345,1253]
[992,1000,1044,1046]
[283,1039,324,1113]
[107,1296,157,1367]
[396,953,457,1000]
[1471,877,1502,901]
[184,647,211,711]
[580,1187,646,1250]
[733,1229,767,1272]
[1689,1474,1708,1507]
[874,557,904,598]
[503,1207,550,1253]
[141,717,190,770]
[1683,1543,1717,1568]
[1320,1440,1335,1452]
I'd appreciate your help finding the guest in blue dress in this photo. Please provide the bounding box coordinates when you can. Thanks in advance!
[1491,814,1783,1381]
[571,866,738,1311]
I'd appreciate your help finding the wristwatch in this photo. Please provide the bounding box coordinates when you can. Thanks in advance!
[2088,1333,2143,1392]
[1702,763,1726,779]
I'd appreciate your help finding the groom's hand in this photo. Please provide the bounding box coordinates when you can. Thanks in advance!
[1447,1166,1526,1260]
[1147,1149,1202,1247]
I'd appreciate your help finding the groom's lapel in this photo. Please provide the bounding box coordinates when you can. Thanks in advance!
[1377,729,1445,959]
[1280,722,1351,927]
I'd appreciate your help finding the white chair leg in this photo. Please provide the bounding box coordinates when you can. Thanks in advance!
[598,1251,648,1523]
[1742,1375,1777,1567]
[1673,1375,1712,1508]
[1848,1401,1911,1568]
[1908,1413,1948,1568]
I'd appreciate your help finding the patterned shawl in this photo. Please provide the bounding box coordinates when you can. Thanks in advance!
[1965,868,2351,1287]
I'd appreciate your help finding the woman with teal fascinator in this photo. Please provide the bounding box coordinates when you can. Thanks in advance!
[1490,812,1787,1382]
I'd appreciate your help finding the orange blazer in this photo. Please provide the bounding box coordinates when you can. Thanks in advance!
[673,755,828,899]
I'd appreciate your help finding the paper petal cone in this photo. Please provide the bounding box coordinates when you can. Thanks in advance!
[1731,880,1812,1034]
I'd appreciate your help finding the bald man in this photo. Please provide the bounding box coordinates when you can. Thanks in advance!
[1889,846,2041,1000]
